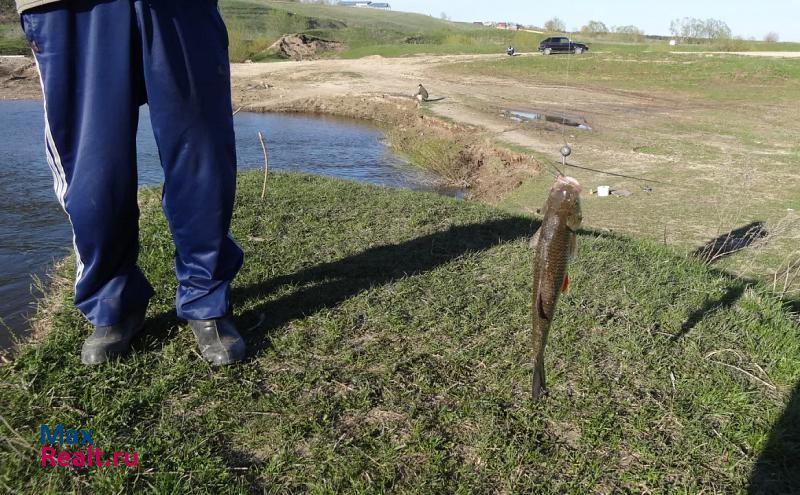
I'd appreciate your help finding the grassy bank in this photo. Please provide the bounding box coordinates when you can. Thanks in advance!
[0,0,523,58]
[219,0,527,62]
[0,22,27,55]
[1,172,799,493]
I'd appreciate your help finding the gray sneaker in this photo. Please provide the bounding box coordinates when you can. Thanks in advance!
[188,317,246,366]
[81,308,147,365]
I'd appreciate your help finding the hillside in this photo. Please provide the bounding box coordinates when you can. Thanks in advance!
[1,172,798,493]
[219,0,528,61]
[0,0,524,57]
[4,2,798,58]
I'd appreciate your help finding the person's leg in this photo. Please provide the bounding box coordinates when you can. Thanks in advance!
[21,1,153,346]
[134,0,245,364]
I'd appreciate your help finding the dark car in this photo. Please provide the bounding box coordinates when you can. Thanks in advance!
[538,37,589,55]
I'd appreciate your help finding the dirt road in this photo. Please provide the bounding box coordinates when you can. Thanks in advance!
[228,52,690,193]
[230,52,662,161]
[0,56,39,100]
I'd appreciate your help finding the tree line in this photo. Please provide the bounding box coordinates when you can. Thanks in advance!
[544,17,644,42]
[544,16,780,43]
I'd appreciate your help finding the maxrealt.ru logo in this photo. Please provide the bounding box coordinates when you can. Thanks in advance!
[40,424,138,468]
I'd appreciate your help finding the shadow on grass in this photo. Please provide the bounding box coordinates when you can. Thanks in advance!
[671,282,747,340]
[694,221,767,263]
[231,216,535,353]
[748,380,800,494]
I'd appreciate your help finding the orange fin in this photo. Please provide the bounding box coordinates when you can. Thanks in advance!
[561,274,569,293]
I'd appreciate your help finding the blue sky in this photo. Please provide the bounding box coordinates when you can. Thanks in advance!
[388,0,799,42]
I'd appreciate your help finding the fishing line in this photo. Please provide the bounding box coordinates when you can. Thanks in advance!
[558,160,675,186]
[549,36,682,188]
[561,34,572,146]
[544,160,564,178]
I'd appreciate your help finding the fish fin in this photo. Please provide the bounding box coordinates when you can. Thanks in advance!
[561,274,569,293]
[529,229,541,249]
[536,293,549,321]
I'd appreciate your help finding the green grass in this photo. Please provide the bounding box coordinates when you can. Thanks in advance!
[582,38,800,54]
[0,22,27,55]
[219,0,523,61]
[2,0,524,60]
[671,39,800,52]
[1,172,799,493]
[445,51,800,103]
[385,127,475,184]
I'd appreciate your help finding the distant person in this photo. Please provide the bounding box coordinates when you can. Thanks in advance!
[507,45,516,56]
[17,0,247,366]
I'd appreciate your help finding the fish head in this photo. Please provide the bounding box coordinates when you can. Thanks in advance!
[547,175,582,231]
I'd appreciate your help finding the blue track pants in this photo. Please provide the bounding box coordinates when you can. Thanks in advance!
[21,0,244,326]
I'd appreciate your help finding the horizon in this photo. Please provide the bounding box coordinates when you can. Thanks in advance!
[384,0,800,43]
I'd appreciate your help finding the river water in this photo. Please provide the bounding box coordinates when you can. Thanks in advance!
[0,100,461,350]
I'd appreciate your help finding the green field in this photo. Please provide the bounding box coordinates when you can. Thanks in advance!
[445,50,800,102]
[1,172,798,493]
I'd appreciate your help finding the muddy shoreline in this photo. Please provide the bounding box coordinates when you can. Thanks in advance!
[0,56,40,100]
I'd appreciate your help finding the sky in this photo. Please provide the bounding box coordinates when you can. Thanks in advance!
[387,0,800,42]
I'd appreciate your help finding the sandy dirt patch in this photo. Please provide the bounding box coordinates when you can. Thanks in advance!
[0,56,39,100]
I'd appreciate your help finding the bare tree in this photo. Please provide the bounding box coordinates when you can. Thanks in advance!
[613,25,645,42]
[439,12,450,21]
[705,18,732,39]
[670,17,732,43]
[544,17,566,33]
[580,20,609,35]
[764,32,780,42]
